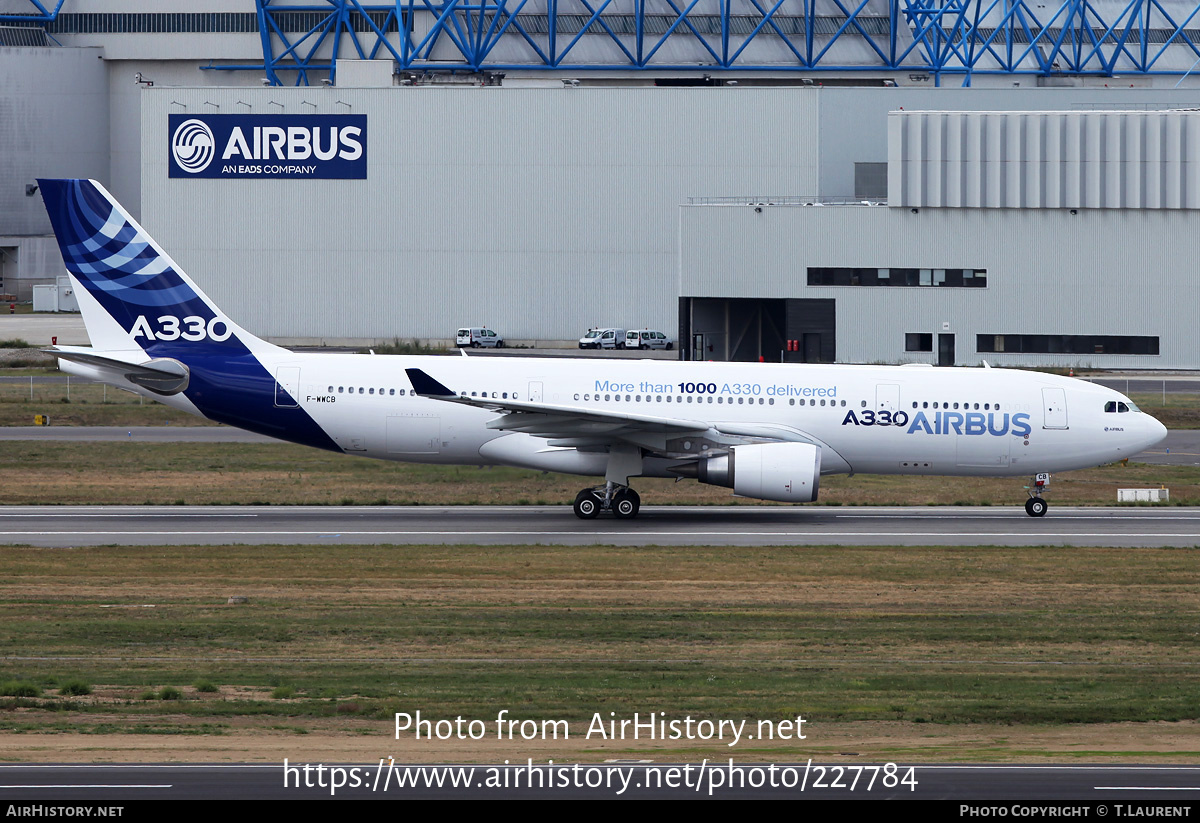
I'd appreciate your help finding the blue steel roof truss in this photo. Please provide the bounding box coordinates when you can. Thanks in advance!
[0,0,64,23]
[176,0,1200,83]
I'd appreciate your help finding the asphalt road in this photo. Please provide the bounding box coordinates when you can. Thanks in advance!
[1090,376,1200,394]
[1133,430,1200,466]
[0,314,88,345]
[1,505,1197,547]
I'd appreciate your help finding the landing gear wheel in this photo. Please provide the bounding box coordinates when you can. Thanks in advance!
[612,488,641,519]
[573,489,601,519]
[1025,497,1047,517]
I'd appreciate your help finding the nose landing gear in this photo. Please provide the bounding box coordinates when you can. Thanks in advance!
[1024,472,1050,517]
[573,483,641,519]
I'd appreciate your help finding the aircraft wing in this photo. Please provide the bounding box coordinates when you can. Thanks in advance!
[405,368,710,438]
[403,366,830,462]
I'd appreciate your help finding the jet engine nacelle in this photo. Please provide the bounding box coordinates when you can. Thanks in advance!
[697,442,821,503]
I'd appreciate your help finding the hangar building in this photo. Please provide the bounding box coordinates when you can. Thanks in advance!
[4,0,1200,368]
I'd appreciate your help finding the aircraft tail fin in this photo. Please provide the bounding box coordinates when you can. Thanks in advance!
[37,178,275,357]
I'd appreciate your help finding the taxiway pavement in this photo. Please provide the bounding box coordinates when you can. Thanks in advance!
[1,505,1197,548]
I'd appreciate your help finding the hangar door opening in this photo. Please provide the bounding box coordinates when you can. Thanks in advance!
[681,297,835,363]
[0,248,13,299]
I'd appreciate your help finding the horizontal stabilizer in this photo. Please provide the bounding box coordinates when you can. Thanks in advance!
[45,346,190,395]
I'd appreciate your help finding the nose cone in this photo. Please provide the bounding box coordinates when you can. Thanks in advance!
[1139,414,1168,453]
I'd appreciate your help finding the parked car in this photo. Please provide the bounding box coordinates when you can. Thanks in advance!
[579,328,626,349]
[456,327,504,348]
[624,329,673,350]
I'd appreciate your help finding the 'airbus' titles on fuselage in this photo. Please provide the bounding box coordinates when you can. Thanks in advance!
[842,409,1033,437]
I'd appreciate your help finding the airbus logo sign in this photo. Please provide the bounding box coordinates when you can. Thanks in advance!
[168,114,367,179]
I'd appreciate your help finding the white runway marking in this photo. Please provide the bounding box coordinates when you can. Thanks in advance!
[0,513,258,518]
[4,531,1199,538]
[0,784,172,789]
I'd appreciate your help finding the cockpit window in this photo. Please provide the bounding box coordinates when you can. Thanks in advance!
[1118,402,1129,413]
[1105,401,1117,413]
[1126,400,1140,412]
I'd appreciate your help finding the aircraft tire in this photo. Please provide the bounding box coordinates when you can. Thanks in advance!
[574,490,601,519]
[1025,498,1047,517]
[613,489,640,519]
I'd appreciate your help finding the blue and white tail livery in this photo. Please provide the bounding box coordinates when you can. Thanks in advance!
[40,178,336,449]
[39,178,1166,519]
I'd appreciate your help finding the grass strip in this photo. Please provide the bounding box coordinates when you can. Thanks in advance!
[0,440,1193,506]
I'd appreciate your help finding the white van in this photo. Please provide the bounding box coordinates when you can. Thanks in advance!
[579,328,626,349]
[624,329,673,350]
[456,327,505,348]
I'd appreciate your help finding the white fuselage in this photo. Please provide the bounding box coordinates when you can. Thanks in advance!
[116,353,1164,480]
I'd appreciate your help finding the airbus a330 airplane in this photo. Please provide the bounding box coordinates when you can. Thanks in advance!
[38,179,1166,519]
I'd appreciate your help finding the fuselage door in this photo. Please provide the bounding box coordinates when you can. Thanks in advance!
[1042,387,1069,429]
[876,384,900,413]
[275,367,300,408]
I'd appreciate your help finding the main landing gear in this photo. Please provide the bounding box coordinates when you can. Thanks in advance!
[573,483,641,520]
[1024,472,1051,517]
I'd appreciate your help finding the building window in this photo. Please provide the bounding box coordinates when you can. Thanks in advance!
[808,268,986,287]
[977,335,1160,355]
[854,162,888,200]
[905,333,933,352]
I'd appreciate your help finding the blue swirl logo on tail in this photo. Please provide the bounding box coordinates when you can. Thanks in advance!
[39,178,217,339]
[38,178,342,453]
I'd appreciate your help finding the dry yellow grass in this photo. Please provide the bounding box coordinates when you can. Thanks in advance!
[3,543,1200,764]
